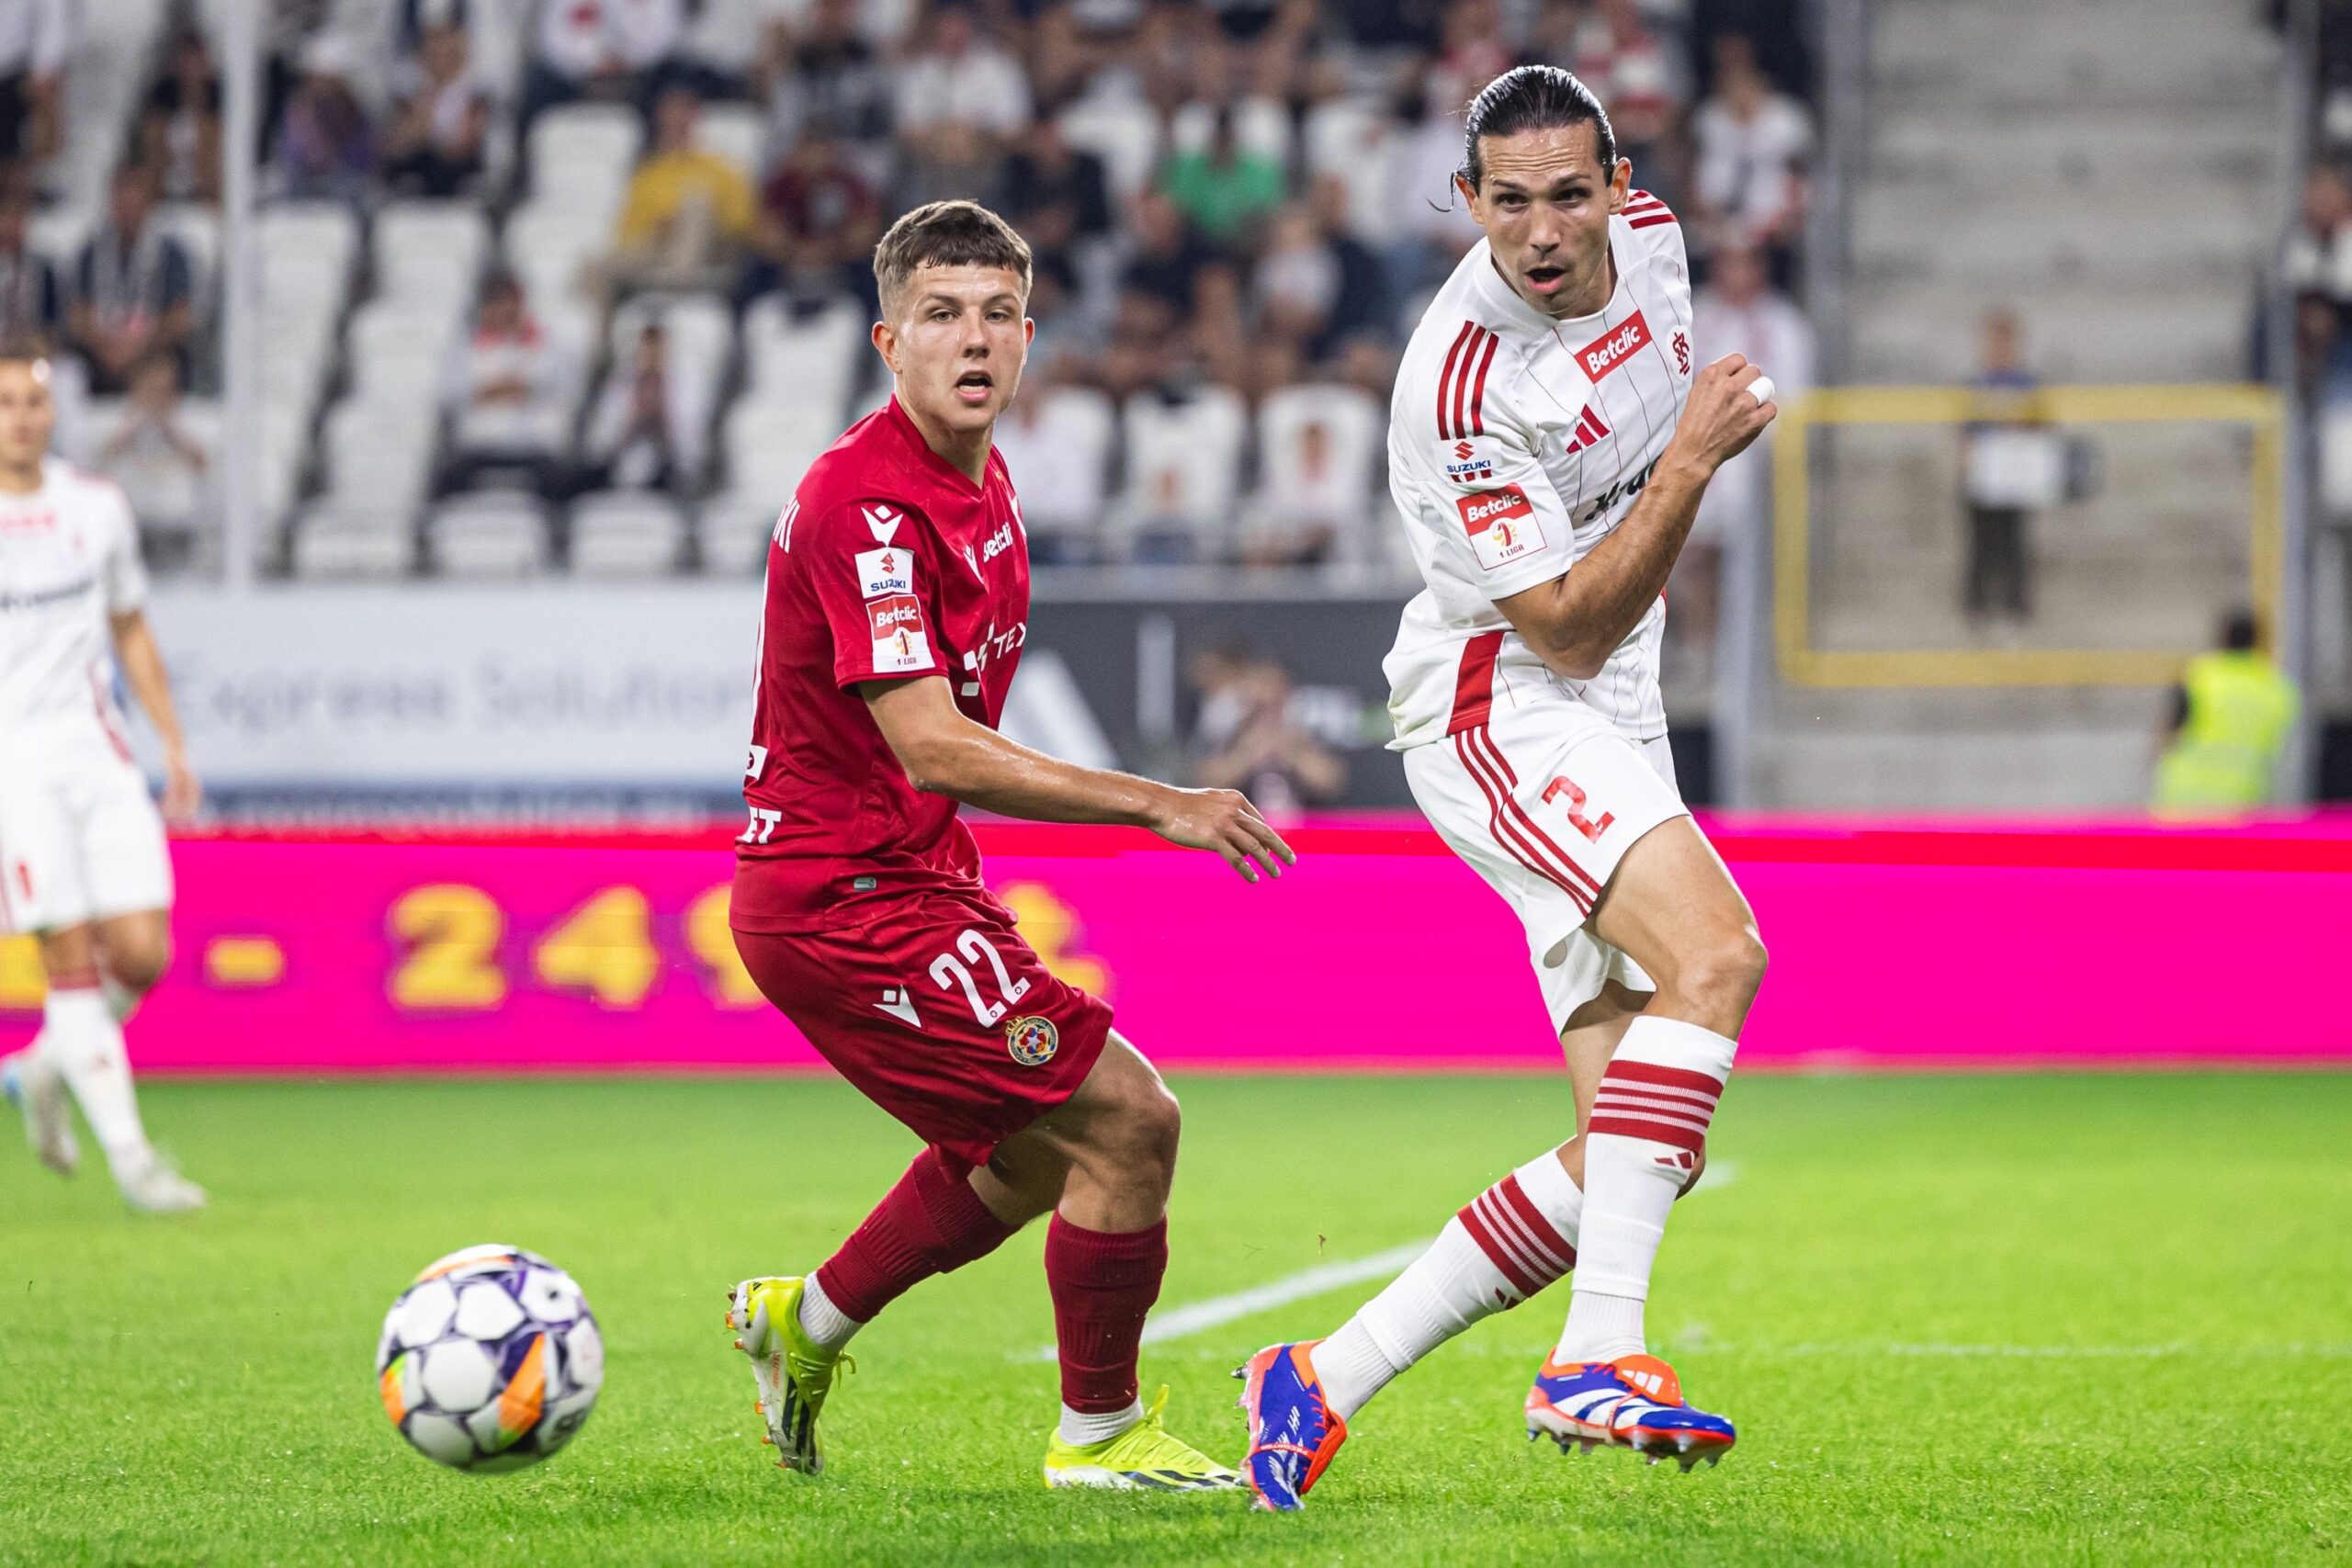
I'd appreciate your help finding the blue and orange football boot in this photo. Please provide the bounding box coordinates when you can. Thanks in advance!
[1234,1341,1348,1512]
[1524,1352,1736,1471]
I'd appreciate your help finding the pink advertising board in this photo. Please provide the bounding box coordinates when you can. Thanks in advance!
[3,818,2347,1073]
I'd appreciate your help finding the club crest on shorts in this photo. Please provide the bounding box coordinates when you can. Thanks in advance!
[1004,1015,1059,1066]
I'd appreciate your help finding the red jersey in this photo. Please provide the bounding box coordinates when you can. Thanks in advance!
[731,397,1031,933]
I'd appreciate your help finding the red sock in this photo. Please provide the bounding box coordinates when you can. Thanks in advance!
[813,1148,1018,1323]
[1044,1214,1168,1415]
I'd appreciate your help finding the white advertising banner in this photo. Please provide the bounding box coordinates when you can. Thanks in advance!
[146,584,1109,790]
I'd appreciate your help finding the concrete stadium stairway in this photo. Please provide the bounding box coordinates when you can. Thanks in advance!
[1756,0,2288,809]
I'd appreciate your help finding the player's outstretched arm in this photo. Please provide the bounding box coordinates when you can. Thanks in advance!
[862,674,1295,883]
[109,608,202,823]
[1494,355,1776,681]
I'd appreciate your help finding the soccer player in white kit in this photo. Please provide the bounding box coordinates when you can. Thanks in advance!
[1239,67,1775,1508]
[0,342,206,1212]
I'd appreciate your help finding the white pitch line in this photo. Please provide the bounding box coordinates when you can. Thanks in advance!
[1020,1160,1739,1362]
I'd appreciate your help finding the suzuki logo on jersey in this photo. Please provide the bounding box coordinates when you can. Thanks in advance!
[868,595,932,672]
[854,547,914,599]
[1443,437,1495,483]
[863,503,902,545]
[1455,485,1546,572]
[1577,310,1652,381]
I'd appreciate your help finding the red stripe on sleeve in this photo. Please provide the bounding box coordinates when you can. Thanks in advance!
[1446,631,1505,735]
[1466,331,1499,436]
[1435,321,1476,439]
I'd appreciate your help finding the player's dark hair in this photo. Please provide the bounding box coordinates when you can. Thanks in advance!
[873,200,1033,318]
[2222,608,2260,652]
[1459,65,1618,191]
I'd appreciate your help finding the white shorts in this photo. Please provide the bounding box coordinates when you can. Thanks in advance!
[0,749,175,934]
[1403,682,1689,1033]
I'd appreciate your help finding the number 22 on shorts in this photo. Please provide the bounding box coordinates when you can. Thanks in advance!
[1543,773,1615,842]
[930,928,1031,1026]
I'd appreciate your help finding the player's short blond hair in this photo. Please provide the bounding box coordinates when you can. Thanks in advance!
[0,333,52,370]
[873,201,1032,320]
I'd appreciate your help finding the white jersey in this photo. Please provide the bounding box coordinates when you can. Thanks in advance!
[1384,192,1695,750]
[0,458,148,767]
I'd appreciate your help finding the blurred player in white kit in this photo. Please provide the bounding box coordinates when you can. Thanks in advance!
[0,340,205,1212]
[1239,66,1776,1507]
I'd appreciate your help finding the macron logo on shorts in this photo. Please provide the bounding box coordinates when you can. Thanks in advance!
[1456,486,1545,573]
[1577,311,1651,381]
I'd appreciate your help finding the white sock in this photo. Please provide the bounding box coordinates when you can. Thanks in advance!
[796,1271,863,1352]
[43,984,153,1175]
[1556,1017,1736,1364]
[1310,1150,1584,1421]
[1058,1398,1142,1447]
[101,972,141,1024]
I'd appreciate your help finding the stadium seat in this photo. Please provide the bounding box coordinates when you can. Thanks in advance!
[570,491,689,577]
[695,490,785,575]
[427,493,553,578]
[696,103,768,181]
[1057,95,1162,201]
[344,300,458,406]
[257,203,361,292]
[288,505,415,580]
[321,394,435,518]
[1169,97,1294,168]
[607,291,735,411]
[720,399,838,501]
[1116,388,1248,556]
[1250,383,1385,562]
[2323,406,2352,523]
[526,103,642,224]
[741,294,865,417]
[373,201,492,307]
[502,202,606,355]
[993,386,1116,558]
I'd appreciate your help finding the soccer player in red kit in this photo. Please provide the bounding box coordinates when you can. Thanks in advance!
[725,201,1292,1491]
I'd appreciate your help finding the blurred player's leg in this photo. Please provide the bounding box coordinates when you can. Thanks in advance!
[39,920,204,1212]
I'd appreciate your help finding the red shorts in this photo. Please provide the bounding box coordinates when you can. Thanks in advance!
[733,882,1113,1172]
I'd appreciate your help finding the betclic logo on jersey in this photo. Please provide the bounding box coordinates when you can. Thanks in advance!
[1443,438,1495,485]
[868,595,932,672]
[1456,485,1546,572]
[854,546,914,600]
[1577,310,1652,381]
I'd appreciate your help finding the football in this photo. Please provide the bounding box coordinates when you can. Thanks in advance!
[375,1245,604,1472]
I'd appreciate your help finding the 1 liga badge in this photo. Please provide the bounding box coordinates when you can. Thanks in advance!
[1456,485,1545,572]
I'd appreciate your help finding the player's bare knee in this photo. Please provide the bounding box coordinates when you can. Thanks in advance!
[105,935,172,995]
[1675,925,1766,1024]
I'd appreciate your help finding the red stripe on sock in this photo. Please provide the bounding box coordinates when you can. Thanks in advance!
[1496,1174,1577,1274]
[1604,1060,1726,1097]
[47,970,102,993]
[1455,1195,1543,1298]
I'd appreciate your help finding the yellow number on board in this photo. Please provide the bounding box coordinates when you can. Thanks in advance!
[685,884,763,1007]
[389,886,506,1010]
[534,886,660,1008]
[0,933,46,1010]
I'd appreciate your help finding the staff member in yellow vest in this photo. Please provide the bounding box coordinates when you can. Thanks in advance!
[2154,609,2299,815]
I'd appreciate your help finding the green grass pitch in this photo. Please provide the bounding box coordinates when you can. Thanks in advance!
[3,1071,2348,1565]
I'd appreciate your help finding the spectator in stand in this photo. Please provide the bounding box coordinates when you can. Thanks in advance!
[71,165,197,397]
[599,85,758,300]
[747,128,882,308]
[1254,205,1342,352]
[1160,106,1283,244]
[894,4,1033,159]
[1004,119,1115,249]
[437,270,579,500]
[0,0,65,175]
[1568,0,1684,210]
[275,37,377,207]
[1959,308,2052,623]
[139,28,223,207]
[1389,69,1484,300]
[1691,32,1811,274]
[582,320,707,493]
[1306,174,1394,357]
[1191,649,1344,818]
[756,0,895,157]
[0,193,60,343]
[381,21,492,198]
[1425,0,1513,116]
[1123,190,1218,321]
[2286,164,2352,304]
[526,0,687,121]
[95,353,211,558]
[1243,413,1362,567]
[1681,241,1813,655]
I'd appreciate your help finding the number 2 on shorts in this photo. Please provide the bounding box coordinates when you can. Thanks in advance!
[928,928,1033,1027]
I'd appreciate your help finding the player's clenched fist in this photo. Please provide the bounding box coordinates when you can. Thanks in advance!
[1146,786,1296,884]
[1665,353,1777,475]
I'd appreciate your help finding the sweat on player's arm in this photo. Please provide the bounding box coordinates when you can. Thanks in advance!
[859,672,1295,883]
[1491,352,1775,681]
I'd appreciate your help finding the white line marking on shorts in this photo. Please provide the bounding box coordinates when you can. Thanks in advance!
[1018,1160,1737,1361]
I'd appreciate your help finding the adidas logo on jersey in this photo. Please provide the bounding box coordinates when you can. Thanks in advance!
[1563,405,1611,456]
[1577,311,1652,381]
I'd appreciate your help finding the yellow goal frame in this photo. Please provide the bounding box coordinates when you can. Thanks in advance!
[1771,384,2285,687]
